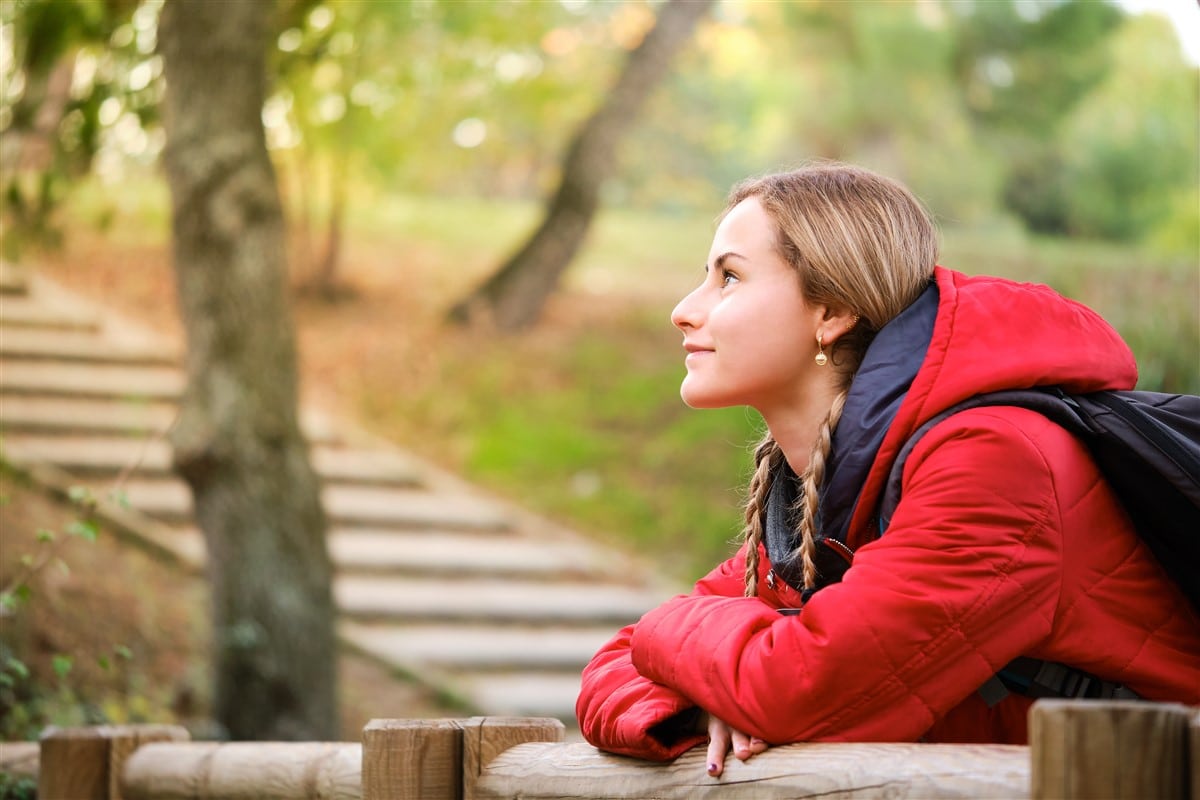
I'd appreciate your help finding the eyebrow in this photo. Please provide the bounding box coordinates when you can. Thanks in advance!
[706,251,747,272]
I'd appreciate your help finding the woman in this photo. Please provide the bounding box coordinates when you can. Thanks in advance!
[575,163,1200,776]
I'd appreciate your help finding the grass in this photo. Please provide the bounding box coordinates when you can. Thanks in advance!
[29,172,1200,582]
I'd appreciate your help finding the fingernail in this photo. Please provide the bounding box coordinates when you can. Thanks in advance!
[707,763,718,775]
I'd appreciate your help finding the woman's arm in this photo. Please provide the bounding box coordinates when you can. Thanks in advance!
[576,543,751,760]
[630,410,1067,744]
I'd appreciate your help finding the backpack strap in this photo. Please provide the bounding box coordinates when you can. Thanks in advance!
[979,657,1141,706]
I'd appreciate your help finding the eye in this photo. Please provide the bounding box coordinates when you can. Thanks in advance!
[719,269,739,288]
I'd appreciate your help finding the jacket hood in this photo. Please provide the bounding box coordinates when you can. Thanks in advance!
[914,267,1137,411]
[839,267,1137,551]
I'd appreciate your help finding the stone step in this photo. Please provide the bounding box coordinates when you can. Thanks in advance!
[0,293,102,331]
[0,262,28,295]
[450,671,584,720]
[0,394,344,446]
[107,477,514,532]
[160,525,634,582]
[341,622,614,672]
[334,575,666,626]
[0,326,179,365]
[0,359,184,400]
[0,434,424,488]
[0,395,178,436]
[328,528,630,581]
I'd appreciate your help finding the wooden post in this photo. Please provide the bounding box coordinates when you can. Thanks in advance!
[460,717,565,800]
[1190,709,1199,800]
[362,719,464,800]
[38,724,189,800]
[1030,699,1192,800]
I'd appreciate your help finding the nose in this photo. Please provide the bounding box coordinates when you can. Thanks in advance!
[671,285,706,332]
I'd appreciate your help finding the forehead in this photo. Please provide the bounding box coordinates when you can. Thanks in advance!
[709,197,778,261]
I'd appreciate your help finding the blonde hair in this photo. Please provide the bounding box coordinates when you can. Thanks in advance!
[734,163,938,596]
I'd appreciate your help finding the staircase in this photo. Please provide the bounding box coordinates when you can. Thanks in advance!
[0,261,678,727]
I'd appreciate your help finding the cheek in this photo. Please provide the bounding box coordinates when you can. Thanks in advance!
[721,300,813,379]
[716,296,810,359]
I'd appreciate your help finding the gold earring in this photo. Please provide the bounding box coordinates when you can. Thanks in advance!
[815,332,828,366]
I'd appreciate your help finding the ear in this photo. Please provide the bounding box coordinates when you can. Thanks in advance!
[816,304,860,347]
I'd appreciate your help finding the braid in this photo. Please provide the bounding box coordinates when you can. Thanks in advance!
[794,390,849,590]
[741,435,782,597]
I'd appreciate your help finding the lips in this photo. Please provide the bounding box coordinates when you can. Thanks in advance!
[683,343,714,365]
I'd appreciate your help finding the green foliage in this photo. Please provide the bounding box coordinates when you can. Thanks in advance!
[0,478,140,739]
[948,0,1122,133]
[269,0,624,193]
[943,0,1125,234]
[5,0,1195,254]
[0,773,36,800]
[1056,14,1199,244]
[0,0,158,257]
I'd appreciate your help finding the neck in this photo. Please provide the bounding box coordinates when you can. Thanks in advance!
[761,380,842,475]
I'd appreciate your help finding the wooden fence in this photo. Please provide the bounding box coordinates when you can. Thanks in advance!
[18,700,1200,800]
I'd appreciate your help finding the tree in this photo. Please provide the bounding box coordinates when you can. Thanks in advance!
[158,0,337,740]
[448,0,714,332]
[268,0,622,299]
[943,0,1123,234]
[0,0,143,258]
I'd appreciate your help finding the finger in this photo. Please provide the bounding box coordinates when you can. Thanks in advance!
[706,719,731,777]
[731,728,753,760]
[749,736,769,755]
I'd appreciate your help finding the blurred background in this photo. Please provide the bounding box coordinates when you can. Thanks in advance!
[0,0,1197,747]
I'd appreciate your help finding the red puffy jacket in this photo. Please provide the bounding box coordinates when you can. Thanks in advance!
[576,267,1200,760]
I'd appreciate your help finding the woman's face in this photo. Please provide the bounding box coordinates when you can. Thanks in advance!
[671,197,824,413]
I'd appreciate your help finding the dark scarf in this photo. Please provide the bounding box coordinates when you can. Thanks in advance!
[764,282,940,593]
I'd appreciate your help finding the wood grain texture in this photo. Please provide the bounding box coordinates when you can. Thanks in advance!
[472,740,1030,799]
[1031,699,1191,800]
[122,742,361,800]
[1187,708,1198,800]
[362,718,461,800]
[0,741,38,779]
[108,724,190,800]
[39,724,191,800]
[38,726,110,800]
[461,716,565,800]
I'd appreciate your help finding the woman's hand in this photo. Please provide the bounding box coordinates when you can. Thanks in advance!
[704,714,769,777]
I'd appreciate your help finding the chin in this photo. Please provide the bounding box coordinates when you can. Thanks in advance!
[679,384,730,410]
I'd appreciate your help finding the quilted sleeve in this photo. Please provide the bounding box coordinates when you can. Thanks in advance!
[575,544,750,760]
[630,410,1067,744]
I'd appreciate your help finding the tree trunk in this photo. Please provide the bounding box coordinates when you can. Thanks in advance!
[158,0,338,741]
[312,162,348,299]
[447,0,713,332]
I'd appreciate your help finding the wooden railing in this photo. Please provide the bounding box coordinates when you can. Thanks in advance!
[22,700,1200,799]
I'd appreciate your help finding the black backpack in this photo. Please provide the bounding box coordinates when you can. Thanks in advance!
[877,387,1200,702]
